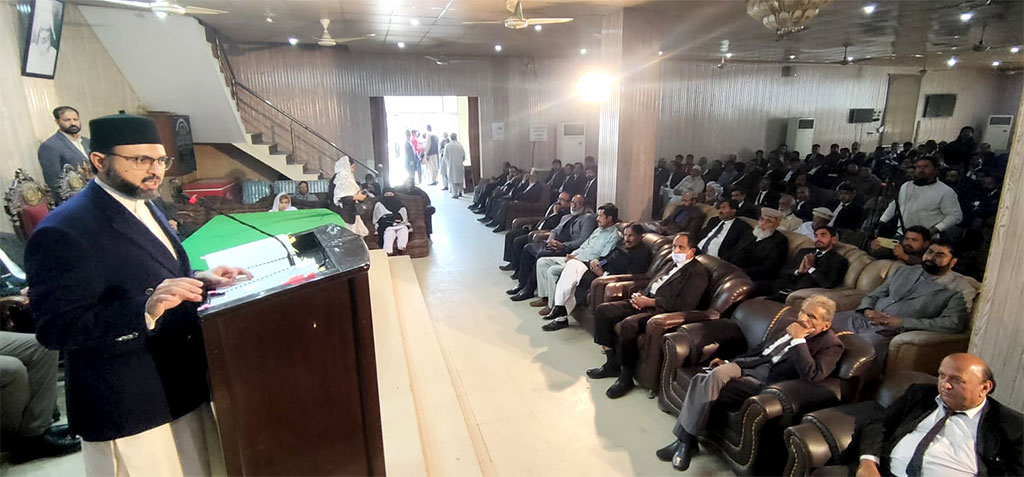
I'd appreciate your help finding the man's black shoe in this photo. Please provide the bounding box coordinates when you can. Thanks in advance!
[485,220,500,228]
[510,291,535,302]
[499,264,516,271]
[672,440,697,471]
[544,306,567,320]
[541,320,568,331]
[9,425,82,464]
[477,216,491,222]
[586,363,621,379]
[656,440,680,462]
[506,286,523,295]
[605,375,634,399]
[493,226,508,233]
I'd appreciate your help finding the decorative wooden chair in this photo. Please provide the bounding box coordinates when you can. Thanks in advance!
[4,169,55,240]
[58,161,92,202]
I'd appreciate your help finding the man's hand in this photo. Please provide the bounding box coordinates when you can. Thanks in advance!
[145,277,205,320]
[195,266,253,289]
[709,358,725,368]
[589,260,604,276]
[566,254,576,262]
[892,243,908,261]
[630,294,655,310]
[869,239,882,253]
[797,253,814,274]
[546,239,563,251]
[855,460,882,477]
[786,322,811,340]
[868,312,902,328]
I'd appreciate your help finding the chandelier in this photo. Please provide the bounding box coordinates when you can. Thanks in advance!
[747,0,833,36]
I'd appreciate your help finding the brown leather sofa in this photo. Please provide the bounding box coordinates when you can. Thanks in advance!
[783,242,876,310]
[501,184,552,230]
[781,371,936,476]
[658,299,877,476]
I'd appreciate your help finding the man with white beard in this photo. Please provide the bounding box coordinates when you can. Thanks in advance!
[731,208,789,282]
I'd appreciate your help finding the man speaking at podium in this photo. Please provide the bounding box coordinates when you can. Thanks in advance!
[25,113,249,476]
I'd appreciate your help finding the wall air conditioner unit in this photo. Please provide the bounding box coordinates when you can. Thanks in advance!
[982,115,1014,152]
[786,118,814,156]
[556,123,586,164]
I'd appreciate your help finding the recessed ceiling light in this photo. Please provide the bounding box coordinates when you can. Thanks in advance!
[960,12,973,22]
[847,56,854,62]
[913,54,924,57]
[494,44,503,52]
[266,16,273,23]
[862,4,876,14]
[154,11,168,19]
[992,61,1001,67]
[287,37,298,46]
[947,56,958,67]
[725,52,734,58]
[1011,46,1021,54]
[580,48,588,55]
[410,18,420,26]
[397,41,406,48]
[789,54,796,59]
[534,25,542,31]
[658,50,663,56]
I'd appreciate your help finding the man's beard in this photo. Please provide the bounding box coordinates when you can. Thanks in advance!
[753,226,775,241]
[913,176,938,186]
[570,206,584,215]
[61,125,81,135]
[101,167,160,200]
[921,259,948,275]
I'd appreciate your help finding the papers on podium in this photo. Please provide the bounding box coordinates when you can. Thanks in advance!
[201,235,320,309]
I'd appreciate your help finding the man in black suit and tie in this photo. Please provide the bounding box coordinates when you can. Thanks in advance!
[587,232,709,399]
[656,192,704,236]
[500,192,571,271]
[855,353,1022,477]
[543,159,563,188]
[752,177,781,209]
[476,167,522,219]
[695,200,753,264]
[485,171,544,232]
[553,162,577,195]
[38,106,91,199]
[730,189,761,220]
[727,162,756,197]
[731,208,790,281]
[469,162,512,211]
[760,225,849,301]
[657,295,844,471]
[581,165,598,209]
[829,182,864,231]
[794,185,815,220]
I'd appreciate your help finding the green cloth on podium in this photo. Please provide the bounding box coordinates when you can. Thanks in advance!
[182,208,346,270]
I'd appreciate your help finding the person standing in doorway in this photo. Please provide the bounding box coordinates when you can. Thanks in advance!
[424,125,440,186]
[445,133,467,198]
[404,130,419,185]
[439,132,451,191]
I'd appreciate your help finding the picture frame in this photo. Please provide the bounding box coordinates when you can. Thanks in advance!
[21,0,66,79]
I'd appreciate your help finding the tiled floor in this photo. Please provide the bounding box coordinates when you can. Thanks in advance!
[1,182,736,476]
[408,183,734,476]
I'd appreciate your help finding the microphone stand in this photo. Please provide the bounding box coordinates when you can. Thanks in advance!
[185,194,296,266]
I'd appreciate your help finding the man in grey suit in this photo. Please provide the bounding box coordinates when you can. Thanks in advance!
[832,238,969,366]
[37,106,91,197]
[508,194,596,301]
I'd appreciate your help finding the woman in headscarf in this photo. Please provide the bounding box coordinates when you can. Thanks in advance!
[269,192,297,212]
[329,156,370,236]
[372,189,410,255]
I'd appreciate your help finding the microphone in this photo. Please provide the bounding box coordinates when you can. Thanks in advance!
[184,194,296,266]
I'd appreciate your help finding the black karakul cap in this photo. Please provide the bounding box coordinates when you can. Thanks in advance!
[89,113,161,153]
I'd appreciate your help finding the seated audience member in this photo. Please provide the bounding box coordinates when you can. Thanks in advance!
[777,194,803,231]
[832,238,969,364]
[588,232,709,398]
[480,167,524,215]
[508,195,595,301]
[293,180,321,201]
[696,199,753,263]
[797,207,834,240]
[794,185,814,220]
[485,171,543,232]
[805,143,824,164]
[469,163,513,211]
[730,189,760,220]
[829,182,865,230]
[269,193,297,212]
[782,157,803,189]
[879,156,963,237]
[726,162,755,198]
[656,296,843,471]
[544,159,565,189]
[554,162,580,195]
[869,225,931,265]
[501,192,571,271]
[657,192,704,236]
[854,166,883,203]
[732,208,789,281]
[717,161,737,189]
[1,332,82,462]
[658,161,685,212]
[581,166,599,208]
[537,206,629,331]
[653,157,669,187]
[663,166,704,214]
[702,181,724,206]
[752,177,781,208]
[702,160,723,183]
[854,353,1022,477]
[760,226,848,301]
[558,223,653,324]
[373,190,411,256]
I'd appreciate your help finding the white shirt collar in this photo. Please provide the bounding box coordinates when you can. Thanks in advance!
[935,395,987,419]
[95,178,148,215]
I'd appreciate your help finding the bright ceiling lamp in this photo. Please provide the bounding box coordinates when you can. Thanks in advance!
[747,0,834,36]
[577,73,611,103]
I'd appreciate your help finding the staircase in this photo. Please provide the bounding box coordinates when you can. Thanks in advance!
[231,132,316,180]
[367,250,484,476]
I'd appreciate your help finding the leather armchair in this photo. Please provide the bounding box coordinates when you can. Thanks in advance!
[1,295,32,333]
[782,371,936,476]
[786,255,897,312]
[659,299,877,476]
[622,254,754,392]
[781,230,814,264]
[502,184,552,229]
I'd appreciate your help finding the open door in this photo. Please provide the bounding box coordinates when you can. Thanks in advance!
[468,96,481,188]
[881,74,922,145]
[369,97,389,187]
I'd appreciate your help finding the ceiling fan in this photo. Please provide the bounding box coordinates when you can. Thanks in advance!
[424,54,474,66]
[90,0,226,16]
[462,0,573,29]
[313,19,375,47]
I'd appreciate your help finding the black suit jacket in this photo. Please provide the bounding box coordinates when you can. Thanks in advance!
[512,182,542,202]
[736,201,760,220]
[828,200,865,230]
[697,217,753,264]
[660,205,704,236]
[733,325,844,384]
[733,231,789,281]
[582,178,598,207]
[857,384,1023,476]
[546,170,566,190]
[643,259,709,314]
[38,132,91,192]
[780,248,849,290]
[794,200,814,221]
[559,174,584,195]
[751,189,781,209]
[535,208,568,230]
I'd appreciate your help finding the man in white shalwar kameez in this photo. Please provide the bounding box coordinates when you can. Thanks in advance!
[444,133,467,198]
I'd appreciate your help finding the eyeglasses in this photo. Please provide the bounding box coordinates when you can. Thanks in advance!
[107,153,174,171]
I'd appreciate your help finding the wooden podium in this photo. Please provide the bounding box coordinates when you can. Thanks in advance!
[198,225,384,476]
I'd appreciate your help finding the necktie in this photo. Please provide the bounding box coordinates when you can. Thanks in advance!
[700,222,725,253]
[830,204,844,226]
[905,407,965,477]
[757,191,766,205]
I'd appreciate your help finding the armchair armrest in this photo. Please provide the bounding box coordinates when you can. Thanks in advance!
[511,216,542,230]
[604,278,651,303]
[590,274,645,310]
[786,287,865,312]
[529,230,551,242]
[666,319,747,367]
[633,310,724,390]
[759,378,843,427]
[783,401,883,476]
[784,422,839,475]
[884,331,969,377]
[1,295,30,332]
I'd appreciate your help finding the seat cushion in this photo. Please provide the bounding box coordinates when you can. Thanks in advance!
[20,204,50,237]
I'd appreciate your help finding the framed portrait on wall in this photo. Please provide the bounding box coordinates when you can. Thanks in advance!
[22,0,66,79]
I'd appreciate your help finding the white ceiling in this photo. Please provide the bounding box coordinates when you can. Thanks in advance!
[70,0,1024,69]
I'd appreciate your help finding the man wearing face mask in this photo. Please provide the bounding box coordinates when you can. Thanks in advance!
[587,233,709,399]
[879,156,963,237]
[832,238,970,366]
[656,295,843,471]
[508,194,596,301]
[38,106,91,198]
